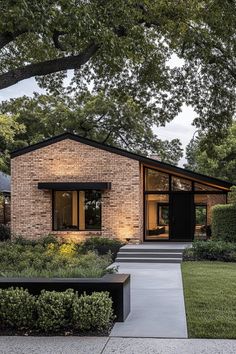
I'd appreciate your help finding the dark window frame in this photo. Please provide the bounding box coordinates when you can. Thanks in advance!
[143,166,228,242]
[52,190,102,232]
[144,166,228,194]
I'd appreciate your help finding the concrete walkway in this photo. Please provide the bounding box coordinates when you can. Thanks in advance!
[1,337,236,354]
[110,262,188,338]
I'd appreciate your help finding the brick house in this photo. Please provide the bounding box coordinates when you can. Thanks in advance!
[11,133,232,242]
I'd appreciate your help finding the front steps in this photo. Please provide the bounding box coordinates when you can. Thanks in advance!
[115,245,185,263]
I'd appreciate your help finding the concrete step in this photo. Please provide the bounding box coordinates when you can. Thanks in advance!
[115,257,182,263]
[119,248,184,253]
[117,252,183,258]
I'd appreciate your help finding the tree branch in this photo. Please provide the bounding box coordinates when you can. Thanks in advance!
[52,30,67,51]
[0,30,28,50]
[0,42,100,90]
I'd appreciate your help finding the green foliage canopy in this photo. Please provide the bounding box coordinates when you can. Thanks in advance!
[0,92,183,173]
[185,123,236,182]
[0,0,236,138]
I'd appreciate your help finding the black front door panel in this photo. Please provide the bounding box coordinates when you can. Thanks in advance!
[170,193,194,241]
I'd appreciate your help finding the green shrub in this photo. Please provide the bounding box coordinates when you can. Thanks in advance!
[80,237,123,260]
[0,288,114,334]
[0,224,11,242]
[183,240,236,262]
[37,289,75,332]
[72,291,113,331]
[0,287,35,329]
[13,234,59,246]
[0,241,113,278]
[212,204,236,242]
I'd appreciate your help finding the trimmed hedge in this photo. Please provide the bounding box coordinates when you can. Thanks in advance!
[183,240,236,262]
[72,291,113,331]
[0,287,35,329]
[212,204,236,242]
[0,288,113,334]
[37,289,76,332]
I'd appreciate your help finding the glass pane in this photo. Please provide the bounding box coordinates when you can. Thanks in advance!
[54,191,78,230]
[79,190,101,230]
[145,168,169,191]
[171,176,192,191]
[195,205,207,225]
[145,194,169,240]
[194,182,222,191]
[194,194,227,240]
[158,204,169,226]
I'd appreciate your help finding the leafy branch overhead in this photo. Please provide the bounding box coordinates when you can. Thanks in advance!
[0,0,236,137]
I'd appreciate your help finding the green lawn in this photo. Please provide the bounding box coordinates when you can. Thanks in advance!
[182,262,236,339]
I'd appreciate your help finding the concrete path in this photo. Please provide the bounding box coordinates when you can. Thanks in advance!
[1,337,236,354]
[110,262,188,338]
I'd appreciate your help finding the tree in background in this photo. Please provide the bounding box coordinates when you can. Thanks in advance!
[185,123,236,183]
[0,92,183,173]
[0,114,25,173]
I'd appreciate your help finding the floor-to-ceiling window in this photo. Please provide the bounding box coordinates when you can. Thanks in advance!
[144,166,228,241]
[145,169,170,240]
[145,194,169,240]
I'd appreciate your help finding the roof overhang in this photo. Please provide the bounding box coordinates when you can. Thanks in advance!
[38,182,111,191]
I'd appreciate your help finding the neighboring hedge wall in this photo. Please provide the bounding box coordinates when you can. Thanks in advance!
[212,204,236,242]
[183,240,236,262]
[0,288,113,334]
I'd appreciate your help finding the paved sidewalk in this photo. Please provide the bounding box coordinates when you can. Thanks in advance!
[110,262,187,338]
[104,338,236,354]
[1,337,236,354]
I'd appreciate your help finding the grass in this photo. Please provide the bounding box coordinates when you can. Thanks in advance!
[182,261,236,339]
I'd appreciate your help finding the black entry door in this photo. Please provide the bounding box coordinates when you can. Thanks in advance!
[170,193,194,241]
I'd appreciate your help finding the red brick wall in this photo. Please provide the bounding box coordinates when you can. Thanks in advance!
[11,139,143,242]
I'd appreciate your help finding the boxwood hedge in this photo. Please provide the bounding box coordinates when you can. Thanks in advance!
[212,204,236,242]
[0,288,114,334]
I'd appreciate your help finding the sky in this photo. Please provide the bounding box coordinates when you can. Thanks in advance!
[0,75,196,166]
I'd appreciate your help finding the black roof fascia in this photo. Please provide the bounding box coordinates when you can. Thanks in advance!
[11,132,233,190]
[38,182,111,191]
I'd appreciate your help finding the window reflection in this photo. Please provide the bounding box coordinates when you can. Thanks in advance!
[145,169,169,191]
[54,190,101,231]
[171,176,192,191]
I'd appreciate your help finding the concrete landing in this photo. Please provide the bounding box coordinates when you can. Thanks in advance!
[110,262,188,338]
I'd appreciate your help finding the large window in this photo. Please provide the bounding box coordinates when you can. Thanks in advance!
[53,190,101,231]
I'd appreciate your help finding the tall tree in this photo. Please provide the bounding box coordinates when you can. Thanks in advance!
[185,123,236,182]
[0,92,183,173]
[0,1,236,138]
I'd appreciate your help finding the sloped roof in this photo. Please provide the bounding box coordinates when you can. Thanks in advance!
[10,132,233,190]
[0,171,11,193]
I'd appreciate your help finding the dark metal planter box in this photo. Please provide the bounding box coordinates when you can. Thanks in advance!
[0,274,130,322]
